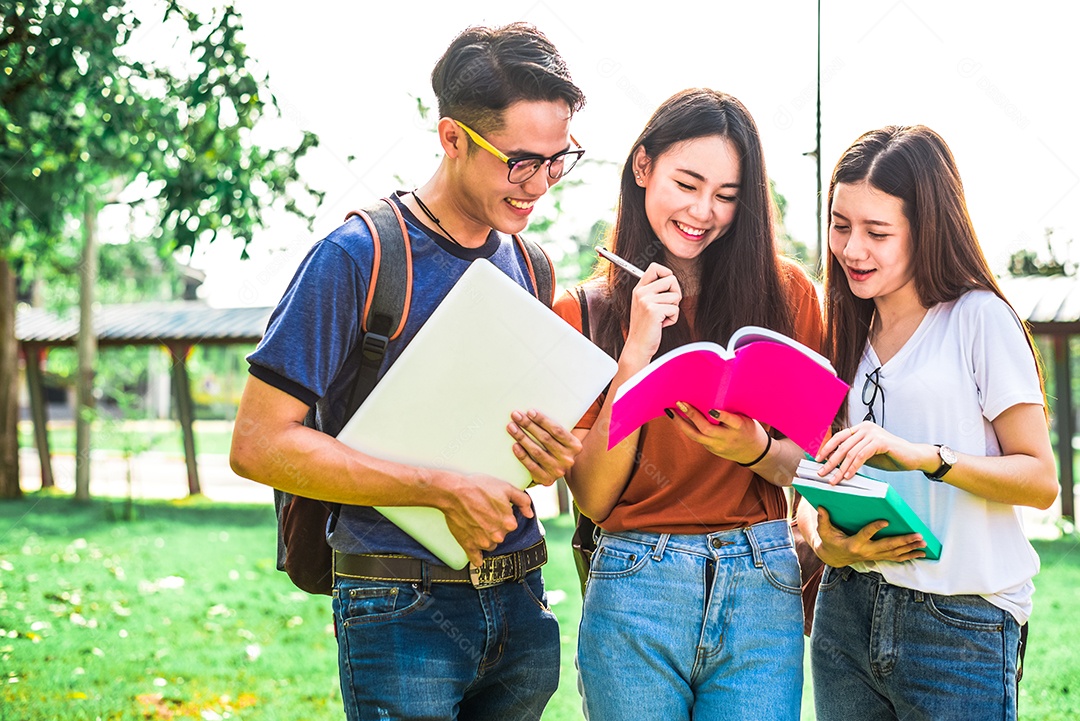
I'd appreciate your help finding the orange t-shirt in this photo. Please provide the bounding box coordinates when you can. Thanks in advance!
[553,257,824,533]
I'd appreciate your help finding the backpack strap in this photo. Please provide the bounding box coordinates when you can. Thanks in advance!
[576,287,591,341]
[512,234,555,307]
[344,198,412,417]
[275,199,412,588]
[575,285,595,341]
[573,283,610,349]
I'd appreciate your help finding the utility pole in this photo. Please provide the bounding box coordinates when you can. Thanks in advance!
[814,0,823,274]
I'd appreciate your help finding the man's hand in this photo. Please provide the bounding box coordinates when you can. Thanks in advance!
[435,471,534,568]
[507,409,583,486]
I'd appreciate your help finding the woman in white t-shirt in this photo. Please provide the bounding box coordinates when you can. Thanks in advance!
[798,125,1059,721]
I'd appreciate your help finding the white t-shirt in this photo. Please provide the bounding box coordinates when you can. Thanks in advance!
[849,290,1047,624]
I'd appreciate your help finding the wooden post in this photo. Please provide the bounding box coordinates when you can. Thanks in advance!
[23,344,54,488]
[169,344,201,496]
[1053,335,1075,520]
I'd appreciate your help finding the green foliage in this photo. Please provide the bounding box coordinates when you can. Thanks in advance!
[39,343,253,423]
[0,0,323,269]
[35,239,187,312]
[772,179,810,263]
[1008,228,1074,278]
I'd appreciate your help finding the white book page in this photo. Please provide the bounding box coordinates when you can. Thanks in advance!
[728,325,835,372]
[796,460,886,496]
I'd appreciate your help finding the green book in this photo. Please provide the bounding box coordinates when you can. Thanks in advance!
[793,459,942,561]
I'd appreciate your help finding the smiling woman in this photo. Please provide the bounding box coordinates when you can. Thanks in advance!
[634,134,741,264]
[828,180,915,307]
[552,88,824,721]
[804,124,1059,721]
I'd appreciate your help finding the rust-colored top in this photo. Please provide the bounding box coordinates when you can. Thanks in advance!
[554,257,824,533]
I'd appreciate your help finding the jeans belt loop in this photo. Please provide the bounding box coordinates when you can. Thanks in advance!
[744,525,764,568]
[652,533,670,561]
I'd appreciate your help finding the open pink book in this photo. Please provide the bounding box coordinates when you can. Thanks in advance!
[608,327,849,455]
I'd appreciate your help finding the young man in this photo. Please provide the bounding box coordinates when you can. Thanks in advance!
[229,22,586,721]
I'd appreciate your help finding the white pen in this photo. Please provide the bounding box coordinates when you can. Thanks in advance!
[597,246,645,279]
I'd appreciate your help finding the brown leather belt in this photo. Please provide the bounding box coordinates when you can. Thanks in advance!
[333,539,547,589]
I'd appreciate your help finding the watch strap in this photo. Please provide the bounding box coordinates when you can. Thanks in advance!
[924,444,951,482]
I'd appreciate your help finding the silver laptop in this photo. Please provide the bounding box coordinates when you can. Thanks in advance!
[336,258,617,568]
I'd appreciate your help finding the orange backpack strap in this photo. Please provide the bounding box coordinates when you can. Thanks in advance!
[275,198,413,596]
[512,234,555,307]
[345,198,412,342]
[341,197,412,417]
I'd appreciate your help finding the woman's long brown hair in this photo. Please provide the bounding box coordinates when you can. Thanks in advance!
[823,125,1045,424]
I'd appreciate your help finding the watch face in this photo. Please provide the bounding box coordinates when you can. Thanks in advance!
[940,445,958,465]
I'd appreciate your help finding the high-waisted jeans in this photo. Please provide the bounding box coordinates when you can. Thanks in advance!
[577,519,804,721]
[811,565,1022,721]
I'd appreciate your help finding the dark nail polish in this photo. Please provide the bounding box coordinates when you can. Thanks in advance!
[708,409,721,420]
[664,408,675,419]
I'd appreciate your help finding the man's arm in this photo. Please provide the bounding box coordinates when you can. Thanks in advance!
[229,375,534,567]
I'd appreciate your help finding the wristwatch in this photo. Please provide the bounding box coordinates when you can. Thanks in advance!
[924,444,957,482]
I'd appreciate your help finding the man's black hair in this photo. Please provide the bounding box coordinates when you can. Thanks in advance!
[431,22,585,133]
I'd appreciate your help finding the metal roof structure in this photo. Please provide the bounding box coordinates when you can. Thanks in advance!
[15,301,273,347]
[11,276,1075,346]
[998,276,1080,332]
[15,300,274,498]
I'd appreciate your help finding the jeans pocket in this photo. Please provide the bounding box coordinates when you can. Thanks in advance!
[925,593,1005,631]
[335,579,427,628]
[760,546,802,594]
[520,570,555,614]
[588,537,649,579]
[818,565,845,591]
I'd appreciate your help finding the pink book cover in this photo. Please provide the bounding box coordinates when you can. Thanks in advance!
[607,327,849,455]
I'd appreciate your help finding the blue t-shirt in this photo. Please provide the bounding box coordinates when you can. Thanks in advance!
[247,192,544,562]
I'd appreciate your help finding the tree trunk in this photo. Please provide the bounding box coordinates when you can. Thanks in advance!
[0,257,21,500]
[75,195,98,503]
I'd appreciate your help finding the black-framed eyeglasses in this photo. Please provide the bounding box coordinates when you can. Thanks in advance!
[862,366,885,425]
[454,119,586,184]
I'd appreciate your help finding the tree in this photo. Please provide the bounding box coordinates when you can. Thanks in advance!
[0,1,322,499]
[1008,228,1074,278]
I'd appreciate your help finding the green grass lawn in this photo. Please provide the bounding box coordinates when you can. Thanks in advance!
[2,494,1078,720]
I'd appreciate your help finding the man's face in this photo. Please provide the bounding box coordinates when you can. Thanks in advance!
[451,100,573,236]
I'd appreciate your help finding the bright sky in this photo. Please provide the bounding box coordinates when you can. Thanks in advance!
[149,0,1078,308]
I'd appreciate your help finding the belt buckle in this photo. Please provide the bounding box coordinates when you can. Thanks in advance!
[469,564,500,589]
[469,553,517,589]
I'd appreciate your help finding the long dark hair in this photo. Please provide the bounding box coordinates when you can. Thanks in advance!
[824,125,1044,416]
[591,88,793,356]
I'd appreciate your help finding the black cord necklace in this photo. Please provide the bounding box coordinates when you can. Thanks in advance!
[411,191,462,247]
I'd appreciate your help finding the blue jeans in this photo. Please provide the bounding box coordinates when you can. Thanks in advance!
[810,566,1022,721]
[332,569,560,721]
[577,520,804,721]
